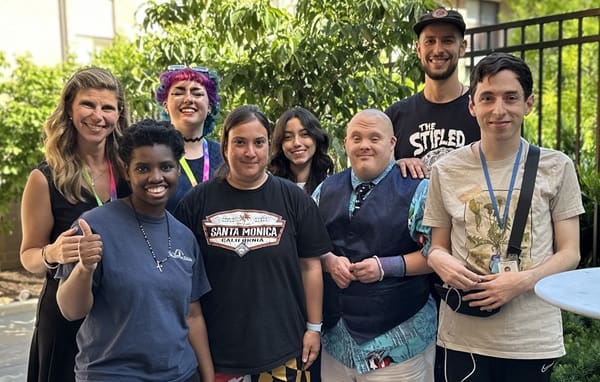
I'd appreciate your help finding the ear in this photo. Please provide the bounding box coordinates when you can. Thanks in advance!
[468,95,476,117]
[524,94,535,116]
[459,39,467,56]
[123,164,131,182]
[415,41,423,59]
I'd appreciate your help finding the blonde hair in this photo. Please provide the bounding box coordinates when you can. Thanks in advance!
[44,67,129,203]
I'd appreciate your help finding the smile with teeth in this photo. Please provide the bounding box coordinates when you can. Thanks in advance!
[146,185,167,194]
[83,121,106,130]
[429,57,449,63]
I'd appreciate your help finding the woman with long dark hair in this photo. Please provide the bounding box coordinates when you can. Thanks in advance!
[269,107,334,195]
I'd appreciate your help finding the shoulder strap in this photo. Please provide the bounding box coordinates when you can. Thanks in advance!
[507,145,540,257]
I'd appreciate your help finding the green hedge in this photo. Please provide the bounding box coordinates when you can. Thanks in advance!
[552,311,600,381]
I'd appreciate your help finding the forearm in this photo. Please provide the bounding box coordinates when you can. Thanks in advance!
[56,264,94,321]
[187,302,215,382]
[378,250,432,278]
[20,246,51,276]
[522,216,581,292]
[300,257,323,325]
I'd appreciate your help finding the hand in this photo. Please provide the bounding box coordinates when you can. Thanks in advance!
[427,249,482,290]
[46,227,81,264]
[77,219,102,272]
[301,330,320,370]
[322,253,356,288]
[349,257,381,284]
[463,271,534,311]
[396,158,428,179]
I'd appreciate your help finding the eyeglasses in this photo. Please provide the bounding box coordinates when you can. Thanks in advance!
[167,64,210,74]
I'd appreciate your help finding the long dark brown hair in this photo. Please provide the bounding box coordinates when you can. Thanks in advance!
[269,107,334,194]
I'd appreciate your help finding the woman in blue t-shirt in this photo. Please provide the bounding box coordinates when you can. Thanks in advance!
[56,120,215,382]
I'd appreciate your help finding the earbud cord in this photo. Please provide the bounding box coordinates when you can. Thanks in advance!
[440,286,477,382]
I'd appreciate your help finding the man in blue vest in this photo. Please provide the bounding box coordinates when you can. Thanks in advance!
[313,109,437,381]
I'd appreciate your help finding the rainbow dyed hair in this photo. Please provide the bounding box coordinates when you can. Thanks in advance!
[155,67,221,137]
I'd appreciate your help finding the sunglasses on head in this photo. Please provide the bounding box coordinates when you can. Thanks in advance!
[167,64,210,74]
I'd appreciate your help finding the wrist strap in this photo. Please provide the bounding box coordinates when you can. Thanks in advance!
[373,255,385,281]
[42,245,59,269]
[306,322,322,332]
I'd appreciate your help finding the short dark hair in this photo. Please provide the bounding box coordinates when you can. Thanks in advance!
[469,53,533,99]
[119,119,185,165]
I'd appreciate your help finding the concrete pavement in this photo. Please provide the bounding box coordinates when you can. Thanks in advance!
[0,299,37,382]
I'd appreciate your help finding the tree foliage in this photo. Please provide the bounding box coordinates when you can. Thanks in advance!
[0,0,435,222]
[0,55,77,222]
[503,0,598,161]
[109,0,434,166]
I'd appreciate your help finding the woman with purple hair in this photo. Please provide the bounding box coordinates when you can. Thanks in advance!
[155,65,224,211]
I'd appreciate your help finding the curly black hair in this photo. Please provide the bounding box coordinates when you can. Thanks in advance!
[119,119,185,165]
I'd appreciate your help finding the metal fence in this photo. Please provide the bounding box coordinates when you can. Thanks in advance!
[460,8,600,265]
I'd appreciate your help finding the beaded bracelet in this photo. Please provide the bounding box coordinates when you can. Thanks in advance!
[41,245,59,269]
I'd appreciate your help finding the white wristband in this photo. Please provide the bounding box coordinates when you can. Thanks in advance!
[373,255,384,281]
[306,321,322,333]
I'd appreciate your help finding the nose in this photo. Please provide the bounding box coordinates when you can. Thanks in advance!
[245,144,256,158]
[148,167,164,182]
[292,135,302,147]
[90,106,103,120]
[432,40,444,54]
[358,138,370,150]
[183,91,194,103]
[492,99,507,116]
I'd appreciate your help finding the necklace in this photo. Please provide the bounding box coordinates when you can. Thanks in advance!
[183,136,203,142]
[130,198,171,272]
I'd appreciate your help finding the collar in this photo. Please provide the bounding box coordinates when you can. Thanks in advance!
[350,159,395,189]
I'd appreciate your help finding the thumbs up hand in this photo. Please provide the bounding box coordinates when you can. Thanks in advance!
[77,219,103,272]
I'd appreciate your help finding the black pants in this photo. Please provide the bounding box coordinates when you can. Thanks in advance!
[436,347,555,382]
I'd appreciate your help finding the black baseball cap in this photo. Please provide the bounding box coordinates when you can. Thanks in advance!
[413,8,466,36]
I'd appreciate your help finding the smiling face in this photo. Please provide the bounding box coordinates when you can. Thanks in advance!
[416,23,466,81]
[125,144,180,217]
[469,69,534,145]
[163,80,211,134]
[281,117,317,172]
[344,110,396,181]
[224,118,269,189]
[70,88,119,146]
